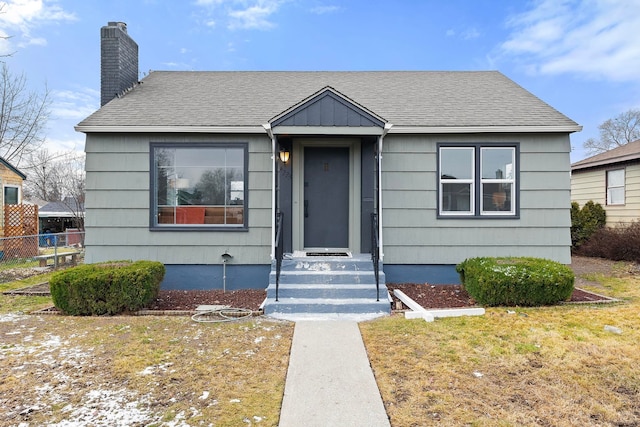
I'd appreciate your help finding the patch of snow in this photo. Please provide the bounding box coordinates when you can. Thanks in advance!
[0,313,28,322]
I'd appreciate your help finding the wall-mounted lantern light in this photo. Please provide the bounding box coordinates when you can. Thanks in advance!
[279,149,290,165]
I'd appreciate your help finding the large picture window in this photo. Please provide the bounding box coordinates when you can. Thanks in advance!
[151,143,247,229]
[439,144,517,217]
[606,169,625,205]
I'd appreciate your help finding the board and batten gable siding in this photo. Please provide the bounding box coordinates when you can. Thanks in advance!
[381,133,572,265]
[84,133,273,265]
[571,162,640,225]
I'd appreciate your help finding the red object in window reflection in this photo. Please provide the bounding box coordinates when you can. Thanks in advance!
[175,207,205,224]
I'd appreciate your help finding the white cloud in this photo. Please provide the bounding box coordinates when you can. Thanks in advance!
[445,27,480,40]
[0,0,76,53]
[310,5,340,15]
[194,0,284,31]
[461,28,480,40]
[228,2,281,30]
[501,0,640,82]
[51,88,98,121]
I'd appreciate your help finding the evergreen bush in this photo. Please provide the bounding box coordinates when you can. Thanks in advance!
[50,260,165,315]
[456,257,574,306]
[571,200,606,249]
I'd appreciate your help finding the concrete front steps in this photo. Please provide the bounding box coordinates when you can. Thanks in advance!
[263,254,391,320]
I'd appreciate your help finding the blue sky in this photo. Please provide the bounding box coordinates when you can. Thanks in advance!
[1,0,639,162]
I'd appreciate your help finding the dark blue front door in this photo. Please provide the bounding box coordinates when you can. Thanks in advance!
[304,146,349,248]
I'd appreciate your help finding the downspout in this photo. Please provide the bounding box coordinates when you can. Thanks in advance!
[378,123,393,261]
[263,123,277,260]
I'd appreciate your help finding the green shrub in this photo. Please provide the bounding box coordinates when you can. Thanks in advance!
[571,200,606,249]
[456,257,574,306]
[50,260,165,315]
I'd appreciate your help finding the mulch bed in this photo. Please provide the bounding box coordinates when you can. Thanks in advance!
[10,282,617,314]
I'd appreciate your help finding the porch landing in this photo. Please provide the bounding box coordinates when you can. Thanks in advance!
[263,254,391,320]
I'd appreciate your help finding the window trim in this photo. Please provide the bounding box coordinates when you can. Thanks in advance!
[606,168,625,206]
[3,184,20,205]
[149,142,249,231]
[437,142,520,219]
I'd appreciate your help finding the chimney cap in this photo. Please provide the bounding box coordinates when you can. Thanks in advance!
[106,21,127,32]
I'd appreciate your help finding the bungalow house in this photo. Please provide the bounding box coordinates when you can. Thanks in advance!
[76,22,581,316]
[571,139,640,226]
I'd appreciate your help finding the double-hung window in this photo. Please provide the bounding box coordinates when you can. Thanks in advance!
[151,143,248,229]
[439,144,518,217]
[606,169,625,205]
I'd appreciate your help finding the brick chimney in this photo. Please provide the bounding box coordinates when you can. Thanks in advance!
[100,22,138,106]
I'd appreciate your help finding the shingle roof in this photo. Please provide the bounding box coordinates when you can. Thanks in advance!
[77,71,580,131]
[572,139,640,171]
[40,200,85,214]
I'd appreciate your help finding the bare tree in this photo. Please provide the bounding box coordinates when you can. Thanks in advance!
[56,153,85,231]
[22,149,85,230]
[21,149,63,201]
[0,63,50,163]
[584,109,640,155]
[0,3,13,58]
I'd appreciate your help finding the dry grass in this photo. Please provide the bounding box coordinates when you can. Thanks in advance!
[0,272,56,314]
[3,261,640,426]
[361,275,640,426]
[0,314,294,426]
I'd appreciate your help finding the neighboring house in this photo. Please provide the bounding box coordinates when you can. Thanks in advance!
[76,22,581,299]
[0,156,30,237]
[0,157,39,259]
[571,139,640,226]
[39,199,85,233]
[0,157,25,207]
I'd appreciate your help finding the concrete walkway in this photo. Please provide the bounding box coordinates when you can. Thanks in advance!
[279,321,391,427]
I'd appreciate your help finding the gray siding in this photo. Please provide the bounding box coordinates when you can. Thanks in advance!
[381,133,572,265]
[84,133,273,265]
[571,162,640,225]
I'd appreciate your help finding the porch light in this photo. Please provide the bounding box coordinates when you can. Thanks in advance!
[279,149,290,164]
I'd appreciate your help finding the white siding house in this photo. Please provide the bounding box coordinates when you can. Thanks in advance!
[571,139,640,226]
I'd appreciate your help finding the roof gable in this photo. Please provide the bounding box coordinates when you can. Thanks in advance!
[0,157,26,180]
[271,87,385,128]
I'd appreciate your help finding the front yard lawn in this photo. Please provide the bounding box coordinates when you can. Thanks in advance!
[361,273,640,426]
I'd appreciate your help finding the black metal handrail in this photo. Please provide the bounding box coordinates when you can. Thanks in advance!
[274,212,284,301]
[371,212,380,301]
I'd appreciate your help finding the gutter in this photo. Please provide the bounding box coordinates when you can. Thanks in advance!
[263,123,277,260]
[74,124,583,134]
[377,123,393,261]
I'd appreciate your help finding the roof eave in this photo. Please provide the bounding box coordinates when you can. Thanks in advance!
[572,153,640,171]
[75,124,583,134]
[389,125,583,134]
[75,125,267,134]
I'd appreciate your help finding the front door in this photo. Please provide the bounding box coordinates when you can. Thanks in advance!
[303,146,350,249]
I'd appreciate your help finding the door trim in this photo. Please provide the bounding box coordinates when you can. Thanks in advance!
[292,139,361,253]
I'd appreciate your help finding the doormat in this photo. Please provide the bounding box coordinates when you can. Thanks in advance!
[305,252,350,257]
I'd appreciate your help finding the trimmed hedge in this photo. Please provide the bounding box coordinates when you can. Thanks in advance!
[50,260,165,315]
[456,257,574,306]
